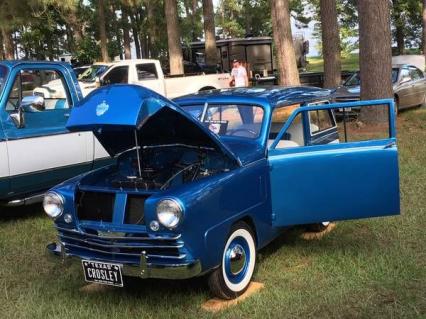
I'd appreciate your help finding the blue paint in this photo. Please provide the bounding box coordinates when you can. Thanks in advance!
[47,86,400,282]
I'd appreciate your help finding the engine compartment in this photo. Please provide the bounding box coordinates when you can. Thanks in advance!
[80,145,237,191]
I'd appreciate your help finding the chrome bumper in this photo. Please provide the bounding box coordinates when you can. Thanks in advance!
[46,242,202,280]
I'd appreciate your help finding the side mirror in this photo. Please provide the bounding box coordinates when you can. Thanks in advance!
[10,107,25,128]
[21,95,45,112]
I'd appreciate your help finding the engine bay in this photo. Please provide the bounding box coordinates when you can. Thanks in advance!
[82,144,237,191]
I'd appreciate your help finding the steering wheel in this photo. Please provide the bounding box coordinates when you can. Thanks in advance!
[229,128,257,138]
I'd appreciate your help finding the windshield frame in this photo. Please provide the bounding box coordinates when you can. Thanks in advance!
[180,102,266,140]
[0,65,9,97]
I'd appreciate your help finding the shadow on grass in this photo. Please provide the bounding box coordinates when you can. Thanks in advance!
[0,203,44,221]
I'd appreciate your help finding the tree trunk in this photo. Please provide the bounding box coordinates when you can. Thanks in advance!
[423,0,426,68]
[146,0,158,58]
[393,0,405,55]
[122,5,131,59]
[395,26,405,55]
[203,0,218,66]
[129,12,142,59]
[358,0,393,123]
[98,0,110,62]
[0,31,4,60]
[164,0,184,75]
[271,0,300,85]
[1,26,14,60]
[320,0,341,88]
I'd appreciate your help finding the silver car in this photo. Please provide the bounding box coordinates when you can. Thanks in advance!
[333,64,426,113]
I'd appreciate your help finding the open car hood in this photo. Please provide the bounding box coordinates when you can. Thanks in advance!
[66,85,241,166]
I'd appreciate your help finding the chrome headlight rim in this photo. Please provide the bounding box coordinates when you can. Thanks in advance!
[156,198,184,229]
[43,191,65,219]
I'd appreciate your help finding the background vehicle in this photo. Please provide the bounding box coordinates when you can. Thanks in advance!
[332,64,426,113]
[45,86,399,299]
[0,61,110,207]
[96,59,231,99]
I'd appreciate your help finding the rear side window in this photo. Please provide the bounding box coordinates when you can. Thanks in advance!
[136,63,158,80]
[309,109,334,134]
[102,66,129,84]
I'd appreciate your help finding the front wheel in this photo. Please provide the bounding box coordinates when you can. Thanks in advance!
[208,221,256,299]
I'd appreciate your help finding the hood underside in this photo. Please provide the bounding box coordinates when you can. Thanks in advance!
[66,85,241,166]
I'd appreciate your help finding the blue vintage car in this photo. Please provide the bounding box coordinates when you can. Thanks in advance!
[45,85,400,299]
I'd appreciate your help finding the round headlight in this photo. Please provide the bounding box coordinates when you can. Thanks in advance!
[43,192,64,219]
[156,199,183,229]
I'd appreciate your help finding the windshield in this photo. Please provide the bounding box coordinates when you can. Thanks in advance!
[344,68,399,86]
[0,65,8,95]
[181,104,264,139]
[78,64,109,82]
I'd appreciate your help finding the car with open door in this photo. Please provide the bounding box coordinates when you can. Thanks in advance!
[45,85,400,299]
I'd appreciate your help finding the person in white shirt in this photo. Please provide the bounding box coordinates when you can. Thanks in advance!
[230,59,248,87]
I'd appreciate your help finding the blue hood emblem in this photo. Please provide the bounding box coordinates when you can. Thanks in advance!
[96,100,109,116]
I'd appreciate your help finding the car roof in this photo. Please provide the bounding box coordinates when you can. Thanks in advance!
[0,60,72,68]
[174,86,333,109]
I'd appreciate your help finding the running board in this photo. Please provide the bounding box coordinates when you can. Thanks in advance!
[4,193,45,207]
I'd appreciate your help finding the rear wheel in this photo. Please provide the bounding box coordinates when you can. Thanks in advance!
[208,221,256,299]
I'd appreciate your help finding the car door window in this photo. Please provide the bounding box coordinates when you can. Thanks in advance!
[102,66,129,84]
[6,69,70,112]
[409,67,423,81]
[136,63,158,80]
[400,68,411,82]
[5,69,71,132]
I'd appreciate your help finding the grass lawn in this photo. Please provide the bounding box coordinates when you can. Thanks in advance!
[1,108,425,318]
[307,54,359,72]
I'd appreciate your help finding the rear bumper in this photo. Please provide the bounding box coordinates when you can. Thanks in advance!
[46,242,202,280]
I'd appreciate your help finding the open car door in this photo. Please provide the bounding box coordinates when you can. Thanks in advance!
[268,99,400,226]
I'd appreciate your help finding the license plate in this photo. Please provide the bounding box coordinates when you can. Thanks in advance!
[82,260,123,287]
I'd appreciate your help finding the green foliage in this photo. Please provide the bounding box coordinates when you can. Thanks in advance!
[216,0,311,38]
[391,0,422,49]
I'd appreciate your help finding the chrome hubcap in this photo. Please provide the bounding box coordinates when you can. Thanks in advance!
[229,244,246,275]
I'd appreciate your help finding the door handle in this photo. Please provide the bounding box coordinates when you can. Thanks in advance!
[64,113,70,118]
[384,142,396,149]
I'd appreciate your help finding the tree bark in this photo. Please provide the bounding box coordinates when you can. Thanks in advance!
[358,0,393,123]
[423,0,426,68]
[0,31,4,60]
[1,26,14,60]
[320,0,341,88]
[203,0,218,66]
[122,5,131,59]
[98,0,110,62]
[165,0,184,75]
[129,11,142,59]
[393,0,405,55]
[271,0,300,85]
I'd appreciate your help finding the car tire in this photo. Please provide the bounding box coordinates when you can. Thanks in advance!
[305,221,331,232]
[207,221,256,300]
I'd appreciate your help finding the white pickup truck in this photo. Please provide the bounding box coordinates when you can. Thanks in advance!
[94,59,231,98]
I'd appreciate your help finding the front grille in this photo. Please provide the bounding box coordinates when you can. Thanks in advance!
[125,196,146,224]
[57,226,185,264]
[76,191,114,222]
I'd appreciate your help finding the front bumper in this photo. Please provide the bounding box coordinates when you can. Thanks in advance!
[46,242,202,280]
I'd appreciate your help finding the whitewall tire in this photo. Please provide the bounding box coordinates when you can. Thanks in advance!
[208,221,256,299]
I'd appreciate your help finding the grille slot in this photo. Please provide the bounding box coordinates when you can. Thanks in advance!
[56,226,184,264]
[76,191,115,222]
[125,196,146,224]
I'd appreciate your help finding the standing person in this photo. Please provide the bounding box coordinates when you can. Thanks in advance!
[230,59,249,87]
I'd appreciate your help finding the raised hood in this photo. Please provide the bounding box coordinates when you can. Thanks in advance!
[66,84,241,165]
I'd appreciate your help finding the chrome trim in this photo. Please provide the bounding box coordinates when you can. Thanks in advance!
[46,242,201,280]
[61,242,186,259]
[58,234,183,249]
[5,193,45,207]
[56,226,181,241]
